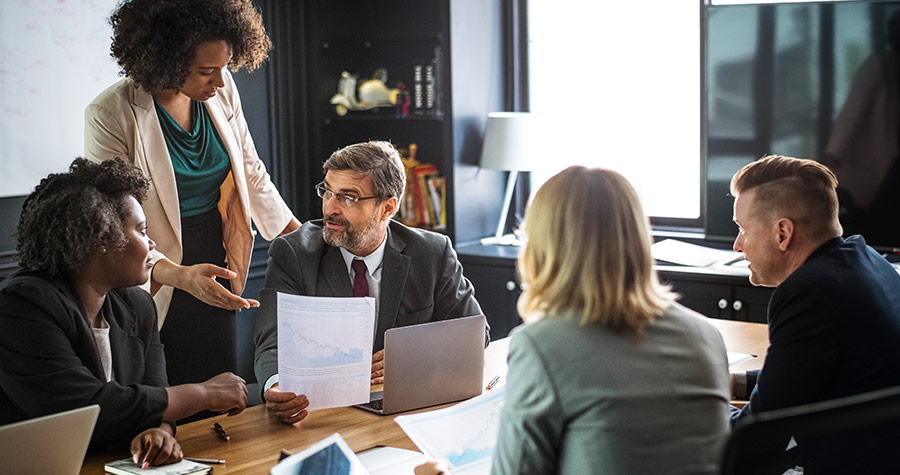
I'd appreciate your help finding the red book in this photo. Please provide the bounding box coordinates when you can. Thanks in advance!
[412,164,438,226]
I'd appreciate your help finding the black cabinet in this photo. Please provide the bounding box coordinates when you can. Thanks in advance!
[458,244,775,335]
[457,243,523,340]
[657,267,773,323]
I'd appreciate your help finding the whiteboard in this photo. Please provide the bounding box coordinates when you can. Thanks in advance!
[0,0,121,198]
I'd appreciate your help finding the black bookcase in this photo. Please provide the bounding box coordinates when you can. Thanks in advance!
[295,0,507,243]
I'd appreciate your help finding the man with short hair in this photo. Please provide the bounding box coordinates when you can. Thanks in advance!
[729,155,900,473]
[253,141,487,424]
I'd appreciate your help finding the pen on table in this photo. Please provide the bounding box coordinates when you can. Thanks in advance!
[213,422,230,441]
[486,375,500,390]
[185,457,226,464]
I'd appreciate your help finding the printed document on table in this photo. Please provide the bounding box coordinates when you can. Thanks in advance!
[277,293,375,411]
[652,238,743,267]
[727,352,754,366]
[395,386,505,475]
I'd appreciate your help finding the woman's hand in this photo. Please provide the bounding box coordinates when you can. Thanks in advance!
[152,259,260,310]
[415,460,452,475]
[130,426,182,469]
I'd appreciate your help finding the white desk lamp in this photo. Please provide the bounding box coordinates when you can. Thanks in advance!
[479,112,542,245]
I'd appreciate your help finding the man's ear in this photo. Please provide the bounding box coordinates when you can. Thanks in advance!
[774,217,795,251]
[380,197,399,222]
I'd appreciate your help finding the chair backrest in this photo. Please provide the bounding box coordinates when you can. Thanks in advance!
[720,385,900,475]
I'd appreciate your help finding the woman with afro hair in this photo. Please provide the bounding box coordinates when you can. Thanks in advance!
[0,158,248,467]
[85,0,301,391]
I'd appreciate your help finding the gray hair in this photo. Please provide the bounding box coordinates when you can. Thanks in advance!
[323,141,406,202]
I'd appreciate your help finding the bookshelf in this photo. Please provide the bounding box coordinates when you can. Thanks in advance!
[301,0,459,237]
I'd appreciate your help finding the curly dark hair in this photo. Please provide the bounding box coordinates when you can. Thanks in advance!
[16,158,149,276]
[109,0,272,94]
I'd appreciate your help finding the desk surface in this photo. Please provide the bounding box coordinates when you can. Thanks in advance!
[80,318,767,474]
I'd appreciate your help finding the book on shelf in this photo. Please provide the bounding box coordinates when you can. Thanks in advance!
[412,64,424,114]
[397,144,445,230]
[424,63,434,111]
[412,163,438,227]
[426,175,446,230]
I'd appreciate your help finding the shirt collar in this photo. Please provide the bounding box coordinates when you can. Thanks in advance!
[805,236,844,264]
[339,231,388,275]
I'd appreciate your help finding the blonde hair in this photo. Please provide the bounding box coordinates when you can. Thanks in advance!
[517,166,675,334]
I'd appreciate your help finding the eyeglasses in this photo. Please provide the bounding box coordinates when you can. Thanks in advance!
[316,182,385,207]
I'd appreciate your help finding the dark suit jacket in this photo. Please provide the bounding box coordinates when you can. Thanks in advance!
[734,236,900,473]
[0,269,169,446]
[254,220,486,389]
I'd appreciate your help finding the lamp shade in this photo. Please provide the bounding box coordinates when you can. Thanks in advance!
[479,112,543,172]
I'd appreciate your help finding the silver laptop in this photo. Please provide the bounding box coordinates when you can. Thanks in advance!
[356,315,486,415]
[0,404,100,475]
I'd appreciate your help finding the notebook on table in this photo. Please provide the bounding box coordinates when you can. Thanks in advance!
[355,314,486,415]
[0,404,100,475]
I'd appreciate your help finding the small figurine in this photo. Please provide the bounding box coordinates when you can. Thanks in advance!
[330,68,399,116]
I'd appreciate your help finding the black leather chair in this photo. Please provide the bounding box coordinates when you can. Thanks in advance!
[721,385,900,475]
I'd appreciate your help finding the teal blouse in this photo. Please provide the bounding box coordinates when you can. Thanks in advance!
[154,99,231,217]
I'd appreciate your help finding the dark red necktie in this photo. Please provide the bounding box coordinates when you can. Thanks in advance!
[352,259,369,297]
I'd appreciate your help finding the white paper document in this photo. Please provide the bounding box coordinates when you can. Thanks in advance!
[652,238,743,267]
[395,386,505,475]
[727,352,754,366]
[356,446,427,475]
[277,293,375,411]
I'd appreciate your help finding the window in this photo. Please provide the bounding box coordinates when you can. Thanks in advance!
[527,0,701,223]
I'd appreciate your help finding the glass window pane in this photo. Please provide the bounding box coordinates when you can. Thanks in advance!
[528,0,701,219]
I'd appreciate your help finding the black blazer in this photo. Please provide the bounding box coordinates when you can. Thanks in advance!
[0,269,168,446]
[254,219,486,389]
[735,236,900,473]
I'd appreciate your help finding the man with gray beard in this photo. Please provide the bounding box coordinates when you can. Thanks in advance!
[253,141,486,424]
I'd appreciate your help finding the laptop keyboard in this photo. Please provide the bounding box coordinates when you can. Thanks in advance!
[360,398,384,412]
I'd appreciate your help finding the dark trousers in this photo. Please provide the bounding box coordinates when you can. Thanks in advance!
[159,208,236,421]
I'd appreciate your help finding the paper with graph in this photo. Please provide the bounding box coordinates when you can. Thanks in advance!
[277,293,375,411]
[395,386,505,475]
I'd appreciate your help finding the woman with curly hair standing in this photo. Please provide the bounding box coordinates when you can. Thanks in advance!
[0,159,247,467]
[85,0,300,391]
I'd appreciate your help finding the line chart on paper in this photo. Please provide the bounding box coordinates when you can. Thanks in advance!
[276,293,375,410]
[395,387,505,475]
[280,318,367,368]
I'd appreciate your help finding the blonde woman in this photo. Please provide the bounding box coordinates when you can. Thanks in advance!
[417,166,730,475]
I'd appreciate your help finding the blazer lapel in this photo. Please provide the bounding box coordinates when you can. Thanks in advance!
[321,245,353,296]
[104,294,143,385]
[204,77,251,225]
[375,229,410,351]
[131,86,181,240]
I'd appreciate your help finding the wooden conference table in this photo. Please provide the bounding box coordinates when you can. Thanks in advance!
[80,319,768,474]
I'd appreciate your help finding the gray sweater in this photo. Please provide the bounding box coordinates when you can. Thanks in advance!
[491,303,731,475]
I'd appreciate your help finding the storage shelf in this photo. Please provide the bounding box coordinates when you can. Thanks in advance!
[324,113,443,124]
[320,35,443,49]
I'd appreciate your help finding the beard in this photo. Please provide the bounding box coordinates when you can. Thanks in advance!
[323,209,382,254]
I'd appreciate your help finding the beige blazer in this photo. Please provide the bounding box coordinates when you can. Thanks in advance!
[84,70,294,327]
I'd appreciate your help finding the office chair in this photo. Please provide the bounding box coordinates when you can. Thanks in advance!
[720,384,900,475]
